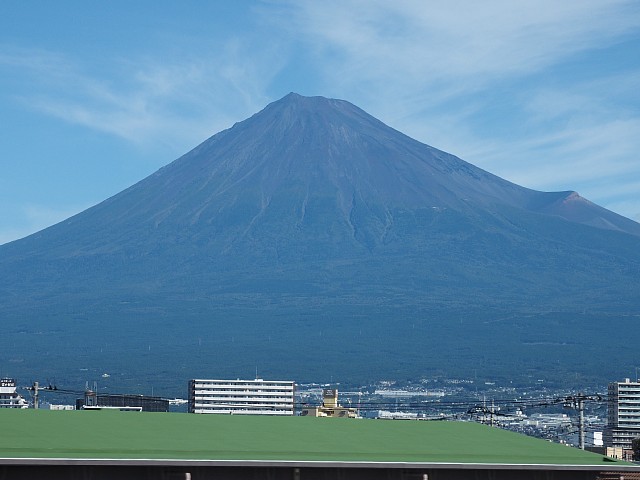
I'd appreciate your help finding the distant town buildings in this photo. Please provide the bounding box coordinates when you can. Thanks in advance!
[300,389,358,418]
[375,410,419,420]
[604,378,640,450]
[188,379,295,415]
[0,378,27,408]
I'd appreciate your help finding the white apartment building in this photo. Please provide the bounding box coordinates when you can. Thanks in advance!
[604,378,640,449]
[189,379,295,415]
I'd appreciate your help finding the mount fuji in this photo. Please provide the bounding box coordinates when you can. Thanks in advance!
[2,93,639,392]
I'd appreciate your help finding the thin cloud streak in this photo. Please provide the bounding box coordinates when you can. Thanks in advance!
[1,41,284,150]
[274,0,640,95]
[265,0,640,221]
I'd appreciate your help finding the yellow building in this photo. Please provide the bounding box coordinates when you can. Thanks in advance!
[300,389,358,418]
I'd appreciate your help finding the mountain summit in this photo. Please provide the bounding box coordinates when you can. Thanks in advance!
[9,93,638,257]
[2,93,639,390]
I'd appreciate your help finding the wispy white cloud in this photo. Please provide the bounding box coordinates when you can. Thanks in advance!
[455,67,640,198]
[271,0,640,99]
[0,38,286,151]
[262,0,640,220]
[468,117,640,183]
[264,0,640,149]
[607,198,640,223]
[0,21,294,244]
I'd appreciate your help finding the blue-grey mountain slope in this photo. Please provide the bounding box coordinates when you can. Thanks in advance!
[1,93,639,393]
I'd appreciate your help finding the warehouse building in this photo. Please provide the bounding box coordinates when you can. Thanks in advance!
[189,378,295,415]
[76,389,169,412]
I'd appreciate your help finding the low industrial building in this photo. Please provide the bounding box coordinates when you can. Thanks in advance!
[189,378,295,415]
[76,389,169,412]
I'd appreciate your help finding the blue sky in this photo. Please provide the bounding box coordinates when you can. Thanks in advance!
[1,1,639,244]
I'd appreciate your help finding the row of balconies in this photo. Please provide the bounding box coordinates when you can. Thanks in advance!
[192,404,294,407]
[193,396,294,401]
[193,390,293,397]
[192,395,293,400]
[193,399,293,406]
[191,388,293,396]
[192,393,294,398]
[192,409,294,415]
[192,389,294,395]
[192,382,294,389]
[192,395,293,401]
[191,405,294,411]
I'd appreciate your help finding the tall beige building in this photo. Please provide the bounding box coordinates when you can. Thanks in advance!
[300,388,358,418]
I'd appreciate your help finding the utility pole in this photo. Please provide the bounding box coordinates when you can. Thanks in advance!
[30,381,40,409]
[468,401,498,427]
[560,393,601,450]
[25,381,57,409]
[490,399,496,427]
[578,394,585,450]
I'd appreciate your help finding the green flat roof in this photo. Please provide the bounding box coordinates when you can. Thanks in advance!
[0,410,627,467]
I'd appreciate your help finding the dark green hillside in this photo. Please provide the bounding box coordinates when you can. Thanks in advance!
[0,409,623,465]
